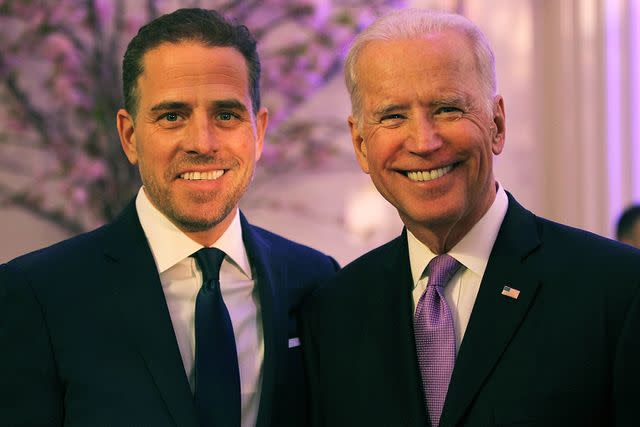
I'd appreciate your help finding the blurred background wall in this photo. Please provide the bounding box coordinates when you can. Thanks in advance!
[1,0,638,265]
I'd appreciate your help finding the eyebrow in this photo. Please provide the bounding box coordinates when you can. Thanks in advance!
[149,99,248,113]
[429,95,468,108]
[150,101,190,112]
[373,103,409,117]
[212,99,248,112]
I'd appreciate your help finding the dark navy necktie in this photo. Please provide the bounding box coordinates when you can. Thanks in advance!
[193,248,241,427]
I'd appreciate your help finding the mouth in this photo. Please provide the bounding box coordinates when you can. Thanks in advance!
[405,164,455,182]
[178,170,225,180]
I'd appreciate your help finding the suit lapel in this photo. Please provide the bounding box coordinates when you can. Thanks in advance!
[440,195,542,427]
[103,202,199,427]
[358,232,429,426]
[240,213,282,427]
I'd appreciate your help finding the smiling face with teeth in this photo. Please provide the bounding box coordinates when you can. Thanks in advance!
[117,41,267,245]
[348,31,506,253]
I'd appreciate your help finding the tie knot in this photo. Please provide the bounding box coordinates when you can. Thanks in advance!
[427,254,461,289]
[193,247,226,283]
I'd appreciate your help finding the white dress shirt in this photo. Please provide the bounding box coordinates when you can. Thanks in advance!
[409,184,509,351]
[136,188,263,427]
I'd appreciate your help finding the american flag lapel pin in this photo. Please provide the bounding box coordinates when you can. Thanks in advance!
[501,285,520,299]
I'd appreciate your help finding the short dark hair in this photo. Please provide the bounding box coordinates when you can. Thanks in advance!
[616,204,640,240]
[122,8,261,117]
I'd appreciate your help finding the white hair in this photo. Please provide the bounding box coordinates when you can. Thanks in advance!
[344,8,497,121]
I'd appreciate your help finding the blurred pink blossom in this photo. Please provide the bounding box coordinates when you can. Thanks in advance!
[0,0,403,231]
[95,0,114,30]
[72,186,88,205]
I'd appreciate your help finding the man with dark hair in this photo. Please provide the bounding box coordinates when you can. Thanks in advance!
[121,8,262,116]
[302,8,640,427]
[0,8,337,427]
[616,204,640,248]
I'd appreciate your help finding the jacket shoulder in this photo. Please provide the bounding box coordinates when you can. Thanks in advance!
[536,216,640,270]
[505,193,640,272]
[2,225,109,276]
[313,234,404,299]
[249,224,339,271]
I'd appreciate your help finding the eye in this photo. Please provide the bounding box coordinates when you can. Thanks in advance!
[436,106,462,114]
[159,112,182,122]
[434,106,464,121]
[379,113,407,127]
[381,114,405,121]
[217,111,238,121]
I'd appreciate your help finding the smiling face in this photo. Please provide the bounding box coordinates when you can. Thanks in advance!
[349,31,505,253]
[117,41,267,245]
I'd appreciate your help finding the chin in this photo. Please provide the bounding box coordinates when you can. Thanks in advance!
[176,220,219,233]
[172,213,224,232]
[405,203,464,227]
[167,204,229,231]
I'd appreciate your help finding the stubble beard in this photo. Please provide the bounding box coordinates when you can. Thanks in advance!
[141,166,254,234]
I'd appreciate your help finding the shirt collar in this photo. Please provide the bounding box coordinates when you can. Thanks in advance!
[135,187,252,278]
[407,183,509,287]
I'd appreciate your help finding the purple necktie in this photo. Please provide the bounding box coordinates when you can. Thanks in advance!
[414,254,462,427]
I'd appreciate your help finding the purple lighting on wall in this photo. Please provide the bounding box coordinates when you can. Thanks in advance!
[605,0,622,225]
[631,0,640,200]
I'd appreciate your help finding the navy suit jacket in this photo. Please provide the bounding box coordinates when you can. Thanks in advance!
[0,201,338,426]
[302,194,640,426]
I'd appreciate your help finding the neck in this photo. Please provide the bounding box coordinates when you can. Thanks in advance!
[406,223,465,255]
[404,185,498,254]
[182,208,238,247]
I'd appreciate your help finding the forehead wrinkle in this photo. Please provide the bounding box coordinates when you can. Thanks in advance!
[144,42,248,79]
[357,36,487,123]
[370,91,470,118]
[138,44,250,102]
[141,72,246,96]
[162,65,246,86]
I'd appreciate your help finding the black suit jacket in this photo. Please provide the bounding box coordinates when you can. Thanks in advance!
[302,194,640,426]
[0,201,338,427]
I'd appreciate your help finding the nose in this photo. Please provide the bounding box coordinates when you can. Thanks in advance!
[186,113,220,154]
[405,115,443,154]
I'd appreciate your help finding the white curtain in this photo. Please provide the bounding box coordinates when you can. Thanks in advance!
[413,0,640,237]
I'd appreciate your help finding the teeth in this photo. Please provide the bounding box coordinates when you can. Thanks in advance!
[406,165,453,182]
[180,170,224,180]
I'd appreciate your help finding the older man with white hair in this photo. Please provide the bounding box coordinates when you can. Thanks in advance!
[302,8,640,427]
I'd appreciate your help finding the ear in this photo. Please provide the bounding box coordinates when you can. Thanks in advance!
[116,109,138,165]
[490,95,506,156]
[253,106,269,162]
[348,115,370,174]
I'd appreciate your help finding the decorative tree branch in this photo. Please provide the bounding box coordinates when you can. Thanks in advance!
[4,71,50,147]
[0,182,85,234]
